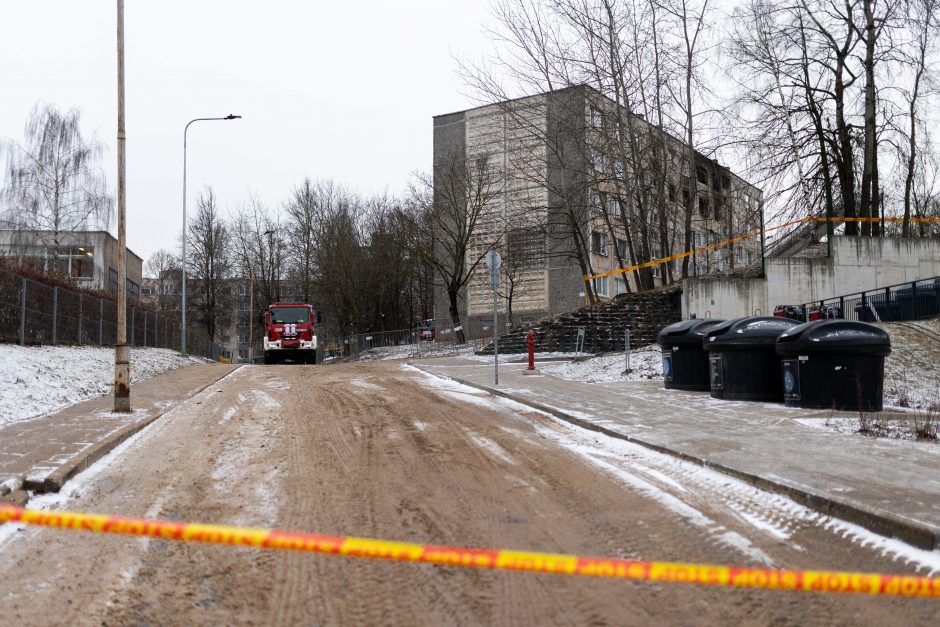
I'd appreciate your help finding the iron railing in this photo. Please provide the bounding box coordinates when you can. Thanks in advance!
[800,276,940,323]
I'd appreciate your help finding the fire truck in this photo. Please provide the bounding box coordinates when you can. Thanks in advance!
[260,303,321,364]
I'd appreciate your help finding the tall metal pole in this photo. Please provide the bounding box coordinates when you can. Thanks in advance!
[181,114,242,355]
[182,125,188,354]
[114,0,130,412]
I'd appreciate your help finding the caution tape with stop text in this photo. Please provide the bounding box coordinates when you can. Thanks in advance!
[585,216,940,282]
[1,505,938,598]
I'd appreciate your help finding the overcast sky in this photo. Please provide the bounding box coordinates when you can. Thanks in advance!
[0,0,495,264]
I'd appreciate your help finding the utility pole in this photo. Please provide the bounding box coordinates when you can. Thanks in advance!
[113,0,130,412]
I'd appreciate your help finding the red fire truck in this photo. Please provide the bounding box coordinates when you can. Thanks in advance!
[260,303,321,364]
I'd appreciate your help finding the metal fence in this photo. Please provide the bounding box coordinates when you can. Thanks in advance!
[336,318,493,360]
[800,276,940,323]
[0,267,223,359]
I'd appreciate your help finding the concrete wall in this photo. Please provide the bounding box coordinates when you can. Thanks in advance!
[683,237,940,319]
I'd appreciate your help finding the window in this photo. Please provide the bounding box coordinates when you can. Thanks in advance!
[589,188,603,213]
[590,148,607,173]
[590,106,603,129]
[271,307,310,324]
[698,196,709,217]
[222,335,232,344]
[668,184,676,202]
[617,238,627,259]
[722,175,731,190]
[696,166,708,185]
[127,279,140,302]
[682,188,690,204]
[109,267,118,293]
[591,231,608,256]
[594,276,609,297]
[615,278,627,295]
[613,159,625,179]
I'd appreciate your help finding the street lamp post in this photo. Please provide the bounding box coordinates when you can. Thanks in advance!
[181,114,241,354]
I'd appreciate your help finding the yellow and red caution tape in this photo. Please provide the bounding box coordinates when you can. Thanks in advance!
[585,216,940,281]
[2,504,938,597]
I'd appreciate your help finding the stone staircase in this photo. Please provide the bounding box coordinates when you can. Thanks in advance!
[479,286,682,354]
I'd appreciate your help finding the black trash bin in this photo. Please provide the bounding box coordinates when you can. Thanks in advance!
[657,319,725,391]
[703,316,802,401]
[775,320,891,411]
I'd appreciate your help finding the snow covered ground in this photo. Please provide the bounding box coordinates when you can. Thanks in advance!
[539,347,663,382]
[0,345,207,427]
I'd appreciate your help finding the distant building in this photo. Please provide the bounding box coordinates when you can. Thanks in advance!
[0,229,144,301]
[432,84,763,327]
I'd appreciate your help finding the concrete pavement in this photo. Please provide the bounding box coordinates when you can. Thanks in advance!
[0,363,238,501]
[414,357,940,551]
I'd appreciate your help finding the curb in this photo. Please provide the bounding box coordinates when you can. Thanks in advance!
[22,365,243,497]
[414,365,940,552]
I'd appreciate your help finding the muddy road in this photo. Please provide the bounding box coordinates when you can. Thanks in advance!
[0,362,937,625]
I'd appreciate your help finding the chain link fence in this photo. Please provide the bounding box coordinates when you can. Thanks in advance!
[0,267,223,359]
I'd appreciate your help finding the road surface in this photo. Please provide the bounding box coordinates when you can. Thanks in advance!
[0,362,936,625]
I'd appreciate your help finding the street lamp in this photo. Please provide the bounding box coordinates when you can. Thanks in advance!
[181,114,241,354]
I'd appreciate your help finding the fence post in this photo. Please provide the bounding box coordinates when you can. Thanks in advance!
[77,293,83,345]
[99,298,104,345]
[52,286,58,345]
[19,278,26,347]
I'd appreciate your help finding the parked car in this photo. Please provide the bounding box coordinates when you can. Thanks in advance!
[773,305,805,321]
[417,319,436,341]
[807,304,843,321]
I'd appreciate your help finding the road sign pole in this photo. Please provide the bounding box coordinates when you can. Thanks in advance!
[485,249,503,386]
[493,272,498,386]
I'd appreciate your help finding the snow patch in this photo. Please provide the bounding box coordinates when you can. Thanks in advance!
[350,378,384,391]
[463,429,516,465]
[0,345,207,427]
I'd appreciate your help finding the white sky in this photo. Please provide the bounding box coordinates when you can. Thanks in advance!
[0,1,495,264]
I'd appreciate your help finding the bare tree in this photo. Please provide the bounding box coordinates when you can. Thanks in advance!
[1,103,112,269]
[187,187,232,343]
[900,0,939,236]
[231,193,283,309]
[284,178,318,303]
[413,150,503,343]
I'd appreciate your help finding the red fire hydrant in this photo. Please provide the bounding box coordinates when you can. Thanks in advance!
[527,331,535,371]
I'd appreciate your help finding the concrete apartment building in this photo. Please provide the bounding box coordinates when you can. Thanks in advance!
[432,85,763,328]
[0,229,144,300]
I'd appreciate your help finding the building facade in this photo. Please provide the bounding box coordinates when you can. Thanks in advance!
[0,229,144,300]
[432,85,763,327]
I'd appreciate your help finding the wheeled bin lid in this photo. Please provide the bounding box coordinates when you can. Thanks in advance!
[657,319,726,348]
[703,316,801,351]
[776,320,891,356]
